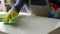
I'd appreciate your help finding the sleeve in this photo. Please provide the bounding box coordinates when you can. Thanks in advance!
[10,0,26,13]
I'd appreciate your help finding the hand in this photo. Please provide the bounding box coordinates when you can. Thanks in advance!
[4,10,18,24]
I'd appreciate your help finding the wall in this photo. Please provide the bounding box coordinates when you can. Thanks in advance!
[0,0,4,12]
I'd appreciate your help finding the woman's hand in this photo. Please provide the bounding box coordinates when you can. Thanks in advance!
[4,10,18,24]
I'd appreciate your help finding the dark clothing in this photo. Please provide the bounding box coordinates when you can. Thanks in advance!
[11,0,29,13]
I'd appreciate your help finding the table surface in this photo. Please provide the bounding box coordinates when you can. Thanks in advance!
[0,15,60,34]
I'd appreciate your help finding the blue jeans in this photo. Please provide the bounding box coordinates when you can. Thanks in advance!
[48,10,60,19]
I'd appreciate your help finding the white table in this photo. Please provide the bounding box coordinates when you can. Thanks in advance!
[0,15,60,34]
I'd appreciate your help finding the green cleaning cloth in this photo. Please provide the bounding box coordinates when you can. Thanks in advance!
[4,17,18,25]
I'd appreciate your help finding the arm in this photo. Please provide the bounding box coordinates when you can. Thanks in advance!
[10,0,25,13]
[4,0,26,24]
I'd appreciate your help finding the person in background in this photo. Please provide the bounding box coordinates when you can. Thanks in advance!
[48,0,60,19]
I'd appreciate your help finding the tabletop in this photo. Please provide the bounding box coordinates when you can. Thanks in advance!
[0,15,60,34]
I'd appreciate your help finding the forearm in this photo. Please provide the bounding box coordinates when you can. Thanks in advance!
[10,0,25,13]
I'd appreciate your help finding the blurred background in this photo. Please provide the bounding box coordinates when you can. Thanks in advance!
[0,0,60,22]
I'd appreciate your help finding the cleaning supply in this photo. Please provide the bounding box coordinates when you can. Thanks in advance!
[4,10,18,24]
[4,17,18,25]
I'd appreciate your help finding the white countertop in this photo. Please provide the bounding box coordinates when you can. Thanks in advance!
[0,15,60,34]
